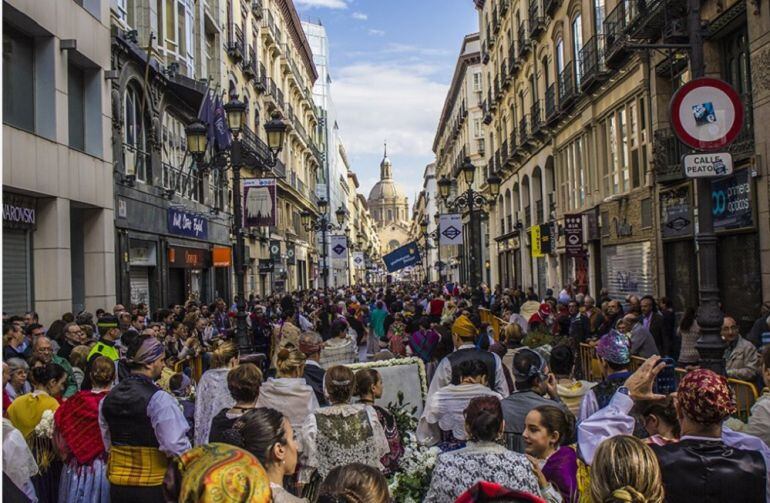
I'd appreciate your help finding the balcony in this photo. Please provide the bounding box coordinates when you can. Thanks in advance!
[508,130,522,163]
[531,100,544,136]
[255,63,268,92]
[482,47,490,65]
[545,83,559,123]
[242,49,258,80]
[579,35,610,91]
[519,115,531,146]
[543,0,561,16]
[501,139,509,166]
[518,25,532,59]
[603,0,633,68]
[227,26,244,62]
[625,0,686,43]
[261,10,279,47]
[558,62,578,111]
[529,0,546,38]
[161,162,204,202]
[509,43,520,74]
[477,138,486,156]
[483,101,492,125]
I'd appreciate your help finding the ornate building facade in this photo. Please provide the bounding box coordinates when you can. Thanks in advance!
[368,147,410,254]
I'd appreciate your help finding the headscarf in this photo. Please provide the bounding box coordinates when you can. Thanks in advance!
[130,336,165,365]
[299,335,323,356]
[452,314,479,340]
[677,369,736,424]
[171,443,271,502]
[595,330,631,365]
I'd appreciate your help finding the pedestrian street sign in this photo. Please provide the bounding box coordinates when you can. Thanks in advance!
[683,152,733,178]
[670,77,744,151]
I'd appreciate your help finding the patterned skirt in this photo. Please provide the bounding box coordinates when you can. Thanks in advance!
[58,457,109,503]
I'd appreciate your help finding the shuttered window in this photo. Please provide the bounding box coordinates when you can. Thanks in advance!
[3,229,32,314]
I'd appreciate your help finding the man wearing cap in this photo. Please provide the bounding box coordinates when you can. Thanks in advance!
[89,315,121,363]
[426,314,509,400]
[99,335,190,503]
[578,330,634,422]
[579,358,769,503]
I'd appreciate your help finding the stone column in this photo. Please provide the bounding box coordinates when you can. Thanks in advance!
[33,197,72,324]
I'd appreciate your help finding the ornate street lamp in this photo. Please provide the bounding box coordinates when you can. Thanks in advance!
[302,198,346,290]
[264,111,289,158]
[186,97,287,354]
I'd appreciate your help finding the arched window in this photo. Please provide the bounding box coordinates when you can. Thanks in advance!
[124,84,150,182]
[572,14,583,86]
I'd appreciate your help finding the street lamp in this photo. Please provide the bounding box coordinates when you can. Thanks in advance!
[301,200,346,290]
[433,211,443,283]
[438,159,498,300]
[185,97,288,355]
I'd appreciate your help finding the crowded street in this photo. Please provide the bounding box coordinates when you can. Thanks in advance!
[3,0,770,501]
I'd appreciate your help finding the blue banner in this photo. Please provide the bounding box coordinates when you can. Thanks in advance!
[382,241,422,273]
[167,207,208,239]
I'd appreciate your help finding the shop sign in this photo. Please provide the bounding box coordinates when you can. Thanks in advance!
[269,240,282,262]
[564,214,585,257]
[660,186,693,238]
[212,246,232,267]
[683,152,733,178]
[129,241,158,266]
[3,193,36,230]
[167,207,208,239]
[539,223,555,255]
[711,169,752,230]
[286,243,296,265]
[531,226,543,258]
[258,259,274,273]
[168,246,209,268]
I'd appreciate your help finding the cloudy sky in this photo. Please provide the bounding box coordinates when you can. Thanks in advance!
[295,0,479,210]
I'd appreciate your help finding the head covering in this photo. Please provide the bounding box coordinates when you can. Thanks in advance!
[538,303,552,318]
[596,330,631,365]
[677,369,736,424]
[97,315,118,335]
[452,314,479,340]
[130,336,165,365]
[173,443,270,503]
[299,336,323,356]
[455,481,547,503]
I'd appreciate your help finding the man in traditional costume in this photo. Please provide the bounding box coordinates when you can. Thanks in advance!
[426,314,509,400]
[98,335,191,503]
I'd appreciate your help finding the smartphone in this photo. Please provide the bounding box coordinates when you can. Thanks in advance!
[653,357,678,395]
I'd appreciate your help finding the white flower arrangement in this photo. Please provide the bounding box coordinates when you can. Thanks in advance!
[388,432,441,502]
[33,409,55,439]
[347,356,428,400]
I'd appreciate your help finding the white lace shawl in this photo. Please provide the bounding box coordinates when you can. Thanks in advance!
[194,368,235,445]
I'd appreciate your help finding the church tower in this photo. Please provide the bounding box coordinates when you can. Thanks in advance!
[367,142,410,253]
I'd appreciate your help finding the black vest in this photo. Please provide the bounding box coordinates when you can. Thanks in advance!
[447,347,496,389]
[101,374,161,447]
[653,439,766,503]
[593,371,631,409]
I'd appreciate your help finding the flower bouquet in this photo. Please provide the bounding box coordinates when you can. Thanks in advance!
[387,433,440,503]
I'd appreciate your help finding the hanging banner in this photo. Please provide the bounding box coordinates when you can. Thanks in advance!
[286,242,296,265]
[531,226,544,258]
[564,214,585,257]
[540,223,554,255]
[243,178,277,227]
[353,251,365,269]
[439,213,463,245]
[383,241,422,272]
[269,240,281,262]
[330,235,348,261]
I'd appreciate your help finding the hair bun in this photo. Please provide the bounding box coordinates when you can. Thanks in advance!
[277,348,291,360]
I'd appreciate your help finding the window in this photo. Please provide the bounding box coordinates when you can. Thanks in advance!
[572,14,583,85]
[555,37,565,75]
[124,85,151,182]
[68,63,86,151]
[3,25,35,132]
[160,0,194,76]
[594,0,605,35]
[474,119,482,138]
[722,26,751,95]
[473,72,482,92]
[387,209,393,221]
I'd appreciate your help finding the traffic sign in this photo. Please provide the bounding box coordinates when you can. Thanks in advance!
[683,152,733,178]
[670,77,744,151]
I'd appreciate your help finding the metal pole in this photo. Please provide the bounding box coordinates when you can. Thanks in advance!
[689,0,725,374]
[230,139,250,354]
[321,221,329,290]
[436,224,442,284]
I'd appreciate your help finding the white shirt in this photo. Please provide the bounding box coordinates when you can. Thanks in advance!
[427,344,510,400]
[417,383,502,445]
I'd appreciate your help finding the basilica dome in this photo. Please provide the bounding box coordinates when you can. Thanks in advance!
[368,153,406,202]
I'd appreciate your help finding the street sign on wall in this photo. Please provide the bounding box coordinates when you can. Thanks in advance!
[670,77,744,151]
[711,169,753,231]
[683,152,733,178]
[564,214,585,257]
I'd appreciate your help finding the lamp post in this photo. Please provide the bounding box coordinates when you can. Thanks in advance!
[438,159,501,297]
[419,218,430,284]
[301,201,346,291]
[185,105,288,355]
[433,211,442,283]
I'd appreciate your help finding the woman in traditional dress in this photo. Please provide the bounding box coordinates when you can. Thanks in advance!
[54,356,115,503]
[354,368,403,475]
[208,363,263,443]
[425,396,561,503]
[7,362,67,503]
[523,405,579,502]
[302,366,389,479]
[193,340,239,445]
[225,408,306,502]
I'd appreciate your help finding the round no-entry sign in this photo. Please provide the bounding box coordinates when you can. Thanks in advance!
[670,77,744,151]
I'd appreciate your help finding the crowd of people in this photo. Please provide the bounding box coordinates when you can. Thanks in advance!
[1,281,768,502]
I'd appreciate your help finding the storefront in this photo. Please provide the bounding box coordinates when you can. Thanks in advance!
[711,168,761,333]
[659,184,698,314]
[3,192,36,314]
